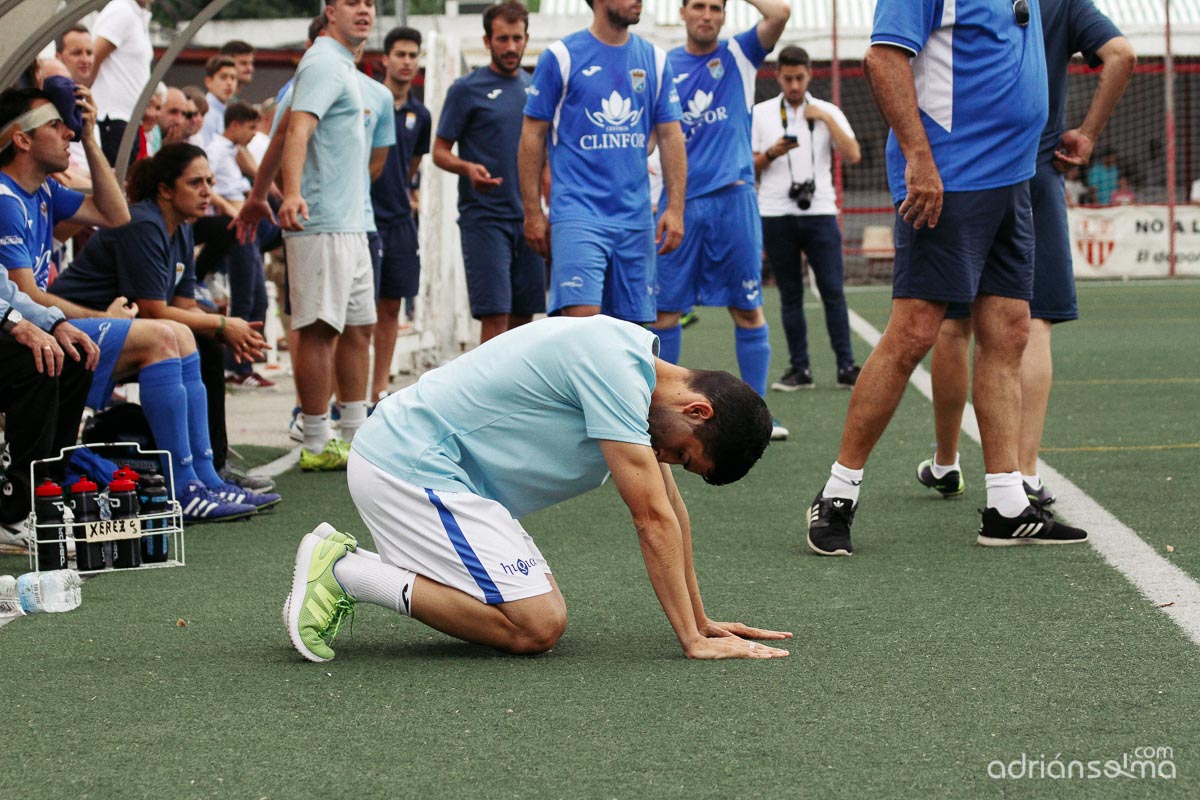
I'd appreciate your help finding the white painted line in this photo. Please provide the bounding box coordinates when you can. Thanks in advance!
[848,309,1200,646]
[250,446,302,480]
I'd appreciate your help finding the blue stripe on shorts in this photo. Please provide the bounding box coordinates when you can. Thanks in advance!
[425,488,504,604]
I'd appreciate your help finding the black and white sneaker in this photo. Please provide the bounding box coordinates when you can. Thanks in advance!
[916,458,965,497]
[977,505,1086,547]
[806,492,856,556]
[1024,481,1056,507]
[772,367,814,392]
[836,364,862,389]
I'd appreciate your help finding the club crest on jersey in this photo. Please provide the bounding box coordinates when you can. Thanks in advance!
[405,112,417,130]
[629,68,647,93]
[707,58,724,80]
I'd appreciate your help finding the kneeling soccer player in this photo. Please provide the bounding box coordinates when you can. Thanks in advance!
[284,315,791,661]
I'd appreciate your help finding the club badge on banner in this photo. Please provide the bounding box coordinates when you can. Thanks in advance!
[1070,205,1200,278]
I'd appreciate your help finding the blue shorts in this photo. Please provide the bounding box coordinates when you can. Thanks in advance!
[548,221,655,323]
[460,218,546,318]
[656,184,763,313]
[73,317,132,411]
[367,231,383,300]
[375,216,420,300]
[893,182,1034,306]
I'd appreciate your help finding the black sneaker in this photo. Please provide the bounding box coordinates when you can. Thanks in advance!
[916,458,964,497]
[977,505,1087,547]
[1024,481,1056,506]
[836,364,862,388]
[806,492,856,556]
[772,367,814,392]
[219,464,277,494]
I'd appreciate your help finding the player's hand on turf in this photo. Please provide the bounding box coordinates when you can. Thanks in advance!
[1053,128,1095,172]
[106,296,138,318]
[221,317,269,364]
[53,321,100,371]
[277,194,308,232]
[466,163,503,193]
[657,206,684,255]
[232,195,276,244]
[701,619,794,641]
[525,211,551,260]
[686,635,789,660]
[900,153,943,230]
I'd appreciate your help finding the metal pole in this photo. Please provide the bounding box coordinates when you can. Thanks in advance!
[1164,0,1177,277]
[831,0,844,215]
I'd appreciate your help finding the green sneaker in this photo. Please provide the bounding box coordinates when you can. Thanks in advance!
[286,530,356,662]
[299,438,350,472]
[916,458,965,497]
[282,524,359,628]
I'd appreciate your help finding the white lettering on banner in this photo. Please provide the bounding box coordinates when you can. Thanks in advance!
[1070,205,1200,278]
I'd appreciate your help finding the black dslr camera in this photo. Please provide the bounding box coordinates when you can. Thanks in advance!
[789,180,816,210]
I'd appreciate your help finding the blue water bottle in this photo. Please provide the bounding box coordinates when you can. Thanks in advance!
[137,471,170,563]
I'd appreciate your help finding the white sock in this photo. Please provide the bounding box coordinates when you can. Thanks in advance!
[338,401,369,442]
[333,550,417,616]
[1022,473,1041,489]
[302,413,331,453]
[986,471,1029,517]
[931,452,960,478]
[823,461,863,504]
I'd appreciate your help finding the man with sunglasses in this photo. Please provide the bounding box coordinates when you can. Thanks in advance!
[805,0,1088,555]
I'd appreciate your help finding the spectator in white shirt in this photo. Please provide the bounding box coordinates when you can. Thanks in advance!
[90,0,153,166]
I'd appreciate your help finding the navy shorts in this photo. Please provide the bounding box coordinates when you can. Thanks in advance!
[893,182,1034,307]
[73,317,132,410]
[548,220,655,323]
[375,216,421,301]
[367,230,383,300]
[656,184,763,313]
[460,218,546,318]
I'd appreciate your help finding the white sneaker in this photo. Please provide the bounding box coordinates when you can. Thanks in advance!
[0,514,34,554]
[770,419,790,441]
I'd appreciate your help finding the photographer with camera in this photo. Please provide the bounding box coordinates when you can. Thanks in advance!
[752,45,860,391]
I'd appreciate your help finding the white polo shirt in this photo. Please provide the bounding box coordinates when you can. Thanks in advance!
[206,135,250,201]
[751,92,855,218]
[90,0,153,123]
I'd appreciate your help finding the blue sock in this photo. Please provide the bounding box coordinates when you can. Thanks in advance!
[735,324,771,397]
[649,324,683,365]
[138,358,200,494]
[180,352,224,489]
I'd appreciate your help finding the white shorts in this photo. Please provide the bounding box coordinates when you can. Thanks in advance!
[285,232,377,332]
[347,451,553,605]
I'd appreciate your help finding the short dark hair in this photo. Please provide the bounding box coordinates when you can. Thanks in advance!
[182,86,208,115]
[687,370,772,485]
[483,1,529,37]
[384,26,422,55]
[204,55,237,79]
[219,40,254,56]
[307,13,328,44]
[777,45,811,69]
[127,142,208,204]
[223,101,258,128]
[0,88,51,168]
[55,24,89,53]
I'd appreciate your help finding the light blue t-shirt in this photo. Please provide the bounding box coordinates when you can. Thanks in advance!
[285,36,367,235]
[670,27,769,198]
[872,0,1049,202]
[524,30,682,230]
[353,316,660,518]
[358,74,397,233]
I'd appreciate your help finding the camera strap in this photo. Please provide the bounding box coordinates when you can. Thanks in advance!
[779,95,817,184]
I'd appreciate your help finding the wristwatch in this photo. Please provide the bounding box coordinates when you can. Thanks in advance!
[1,308,23,333]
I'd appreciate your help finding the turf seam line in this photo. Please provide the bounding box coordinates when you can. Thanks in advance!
[846,309,1200,647]
[249,446,303,480]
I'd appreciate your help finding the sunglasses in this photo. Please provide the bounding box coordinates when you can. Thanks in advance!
[1013,0,1030,27]
[182,110,198,119]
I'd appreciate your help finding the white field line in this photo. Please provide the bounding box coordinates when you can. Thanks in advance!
[847,309,1200,646]
[250,446,303,479]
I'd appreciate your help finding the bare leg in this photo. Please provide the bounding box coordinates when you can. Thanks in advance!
[655,310,682,328]
[930,318,972,465]
[728,306,766,329]
[371,297,403,401]
[837,298,946,468]
[412,574,567,655]
[970,294,1030,474]
[479,313,511,344]
[335,323,374,404]
[508,313,533,330]
[111,319,182,378]
[295,321,338,415]
[1018,319,1053,476]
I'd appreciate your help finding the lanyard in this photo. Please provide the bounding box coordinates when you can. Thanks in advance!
[780,96,817,183]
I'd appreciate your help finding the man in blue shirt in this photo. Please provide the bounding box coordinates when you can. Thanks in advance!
[648,0,789,441]
[519,0,685,323]
[806,0,1087,555]
[282,315,791,663]
[915,0,1134,508]
[433,2,545,345]
[369,27,429,404]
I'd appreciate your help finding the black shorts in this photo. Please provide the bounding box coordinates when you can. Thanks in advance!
[374,216,421,301]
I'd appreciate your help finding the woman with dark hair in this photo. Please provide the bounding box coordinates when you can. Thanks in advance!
[49,143,279,516]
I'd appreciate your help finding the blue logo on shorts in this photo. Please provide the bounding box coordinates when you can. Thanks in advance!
[499,557,539,576]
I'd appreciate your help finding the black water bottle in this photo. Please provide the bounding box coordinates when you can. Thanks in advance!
[70,475,109,571]
[107,474,142,569]
[137,471,170,563]
[33,479,68,571]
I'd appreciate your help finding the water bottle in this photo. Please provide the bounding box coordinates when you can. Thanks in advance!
[137,471,170,563]
[0,574,22,616]
[17,571,42,613]
[34,479,69,572]
[106,474,142,569]
[38,569,82,612]
[70,475,110,572]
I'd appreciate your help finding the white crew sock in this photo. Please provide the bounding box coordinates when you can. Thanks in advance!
[1022,473,1042,489]
[823,461,864,504]
[333,550,417,617]
[338,401,369,442]
[931,452,960,478]
[302,413,331,453]
[986,471,1029,517]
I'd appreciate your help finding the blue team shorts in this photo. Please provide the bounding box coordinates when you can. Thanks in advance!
[73,317,132,411]
[460,218,547,318]
[375,215,421,301]
[548,220,656,323]
[893,182,1034,307]
[655,184,763,313]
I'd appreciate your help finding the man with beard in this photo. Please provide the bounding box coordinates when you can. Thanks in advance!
[519,0,685,325]
[284,315,791,663]
[433,2,545,345]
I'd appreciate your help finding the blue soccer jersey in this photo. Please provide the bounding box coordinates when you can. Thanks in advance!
[871,0,1049,202]
[524,30,682,230]
[670,27,769,198]
[0,173,84,290]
